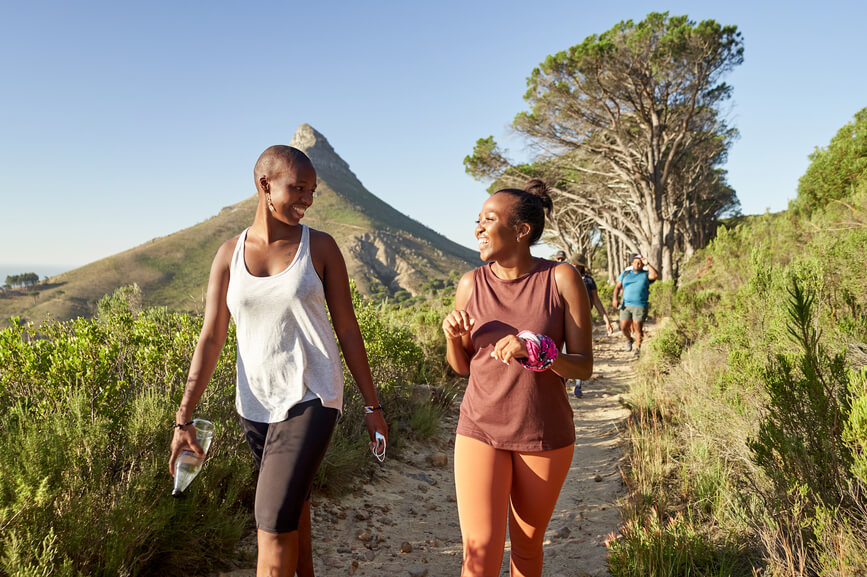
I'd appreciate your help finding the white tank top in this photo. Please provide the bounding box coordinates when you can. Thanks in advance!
[226,225,344,422]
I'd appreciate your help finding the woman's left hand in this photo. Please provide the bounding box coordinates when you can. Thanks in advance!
[490,334,529,365]
[364,410,388,446]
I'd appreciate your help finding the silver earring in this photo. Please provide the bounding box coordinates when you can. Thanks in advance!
[266,193,275,212]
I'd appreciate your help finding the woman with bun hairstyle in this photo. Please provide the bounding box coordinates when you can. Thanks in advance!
[442,179,593,576]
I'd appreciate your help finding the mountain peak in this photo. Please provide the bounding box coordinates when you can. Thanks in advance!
[290,123,353,178]
[0,124,480,323]
[290,123,327,149]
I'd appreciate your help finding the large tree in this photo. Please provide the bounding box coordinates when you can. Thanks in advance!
[467,12,743,280]
[796,107,867,215]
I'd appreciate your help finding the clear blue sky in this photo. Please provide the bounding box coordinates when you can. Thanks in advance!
[1,0,865,275]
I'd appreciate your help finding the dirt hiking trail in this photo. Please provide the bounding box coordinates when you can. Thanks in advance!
[217,325,637,576]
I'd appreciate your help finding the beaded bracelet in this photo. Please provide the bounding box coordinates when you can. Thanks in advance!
[363,405,383,414]
[171,420,193,430]
[516,331,558,372]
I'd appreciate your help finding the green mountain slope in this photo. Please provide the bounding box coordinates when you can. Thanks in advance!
[0,124,480,323]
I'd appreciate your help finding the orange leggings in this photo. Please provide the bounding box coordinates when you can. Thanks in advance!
[454,434,574,577]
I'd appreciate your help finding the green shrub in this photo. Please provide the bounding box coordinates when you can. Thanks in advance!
[392,289,411,302]
[607,508,739,577]
[0,283,455,574]
[348,282,426,389]
[645,325,684,366]
[796,107,867,215]
[409,403,442,439]
[844,367,867,485]
[810,505,867,575]
[596,281,614,311]
[1,529,78,577]
[0,298,250,576]
[648,280,676,319]
[748,278,854,513]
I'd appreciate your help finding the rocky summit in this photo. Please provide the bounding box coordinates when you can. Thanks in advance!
[0,125,480,324]
[288,124,480,297]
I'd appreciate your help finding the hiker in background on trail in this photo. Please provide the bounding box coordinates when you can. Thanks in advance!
[571,255,613,337]
[612,253,658,357]
[554,250,613,398]
[169,145,387,577]
[443,180,593,577]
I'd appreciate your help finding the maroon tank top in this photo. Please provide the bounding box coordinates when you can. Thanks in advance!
[456,259,575,451]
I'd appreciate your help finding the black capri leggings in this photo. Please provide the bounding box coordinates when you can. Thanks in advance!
[239,398,339,533]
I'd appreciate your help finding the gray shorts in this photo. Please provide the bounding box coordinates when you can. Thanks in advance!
[619,305,649,323]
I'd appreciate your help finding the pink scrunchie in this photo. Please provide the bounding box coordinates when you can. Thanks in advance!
[516,330,558,371]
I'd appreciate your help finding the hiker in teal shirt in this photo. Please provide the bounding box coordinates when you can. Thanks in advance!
[612,254,658,356]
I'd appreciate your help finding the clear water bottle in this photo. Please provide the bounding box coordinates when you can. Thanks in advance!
[172,418,215,497]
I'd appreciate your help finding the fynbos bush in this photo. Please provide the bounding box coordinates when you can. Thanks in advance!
[748,278,853,513]
[0,294,250,576]
[0,283,451,575]
[844,367,867,485]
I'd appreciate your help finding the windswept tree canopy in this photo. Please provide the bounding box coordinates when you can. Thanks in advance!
[796,107,867,215]
[4,273,40,289]
[465,12,743,280]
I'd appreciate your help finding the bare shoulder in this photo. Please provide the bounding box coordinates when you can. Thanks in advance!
[454,269,476,308]
[309,228,340,256]
[553,261,581,285]
[456,269,475,291]
[308,228,344,282]
[213,235,240,269]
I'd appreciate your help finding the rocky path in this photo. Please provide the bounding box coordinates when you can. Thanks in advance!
[219,328,635,576]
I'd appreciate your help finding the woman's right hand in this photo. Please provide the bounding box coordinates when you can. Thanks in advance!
[169,425,205,477]
[442,309,475,340]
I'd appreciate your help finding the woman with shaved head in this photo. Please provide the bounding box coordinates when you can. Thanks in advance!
[170,145,387,576]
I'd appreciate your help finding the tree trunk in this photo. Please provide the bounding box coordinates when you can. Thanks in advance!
[615,235,627,280]
[683,238,696,261]
[605,231,615,284]
[661,219,675,281]
[645,214,664,280]
[659,246,674,281]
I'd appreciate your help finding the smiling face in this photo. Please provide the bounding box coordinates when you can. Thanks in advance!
[475,192,524,262]
[262,159,317,225]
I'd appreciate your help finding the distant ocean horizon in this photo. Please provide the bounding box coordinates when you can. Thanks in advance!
[0,264,77,284]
